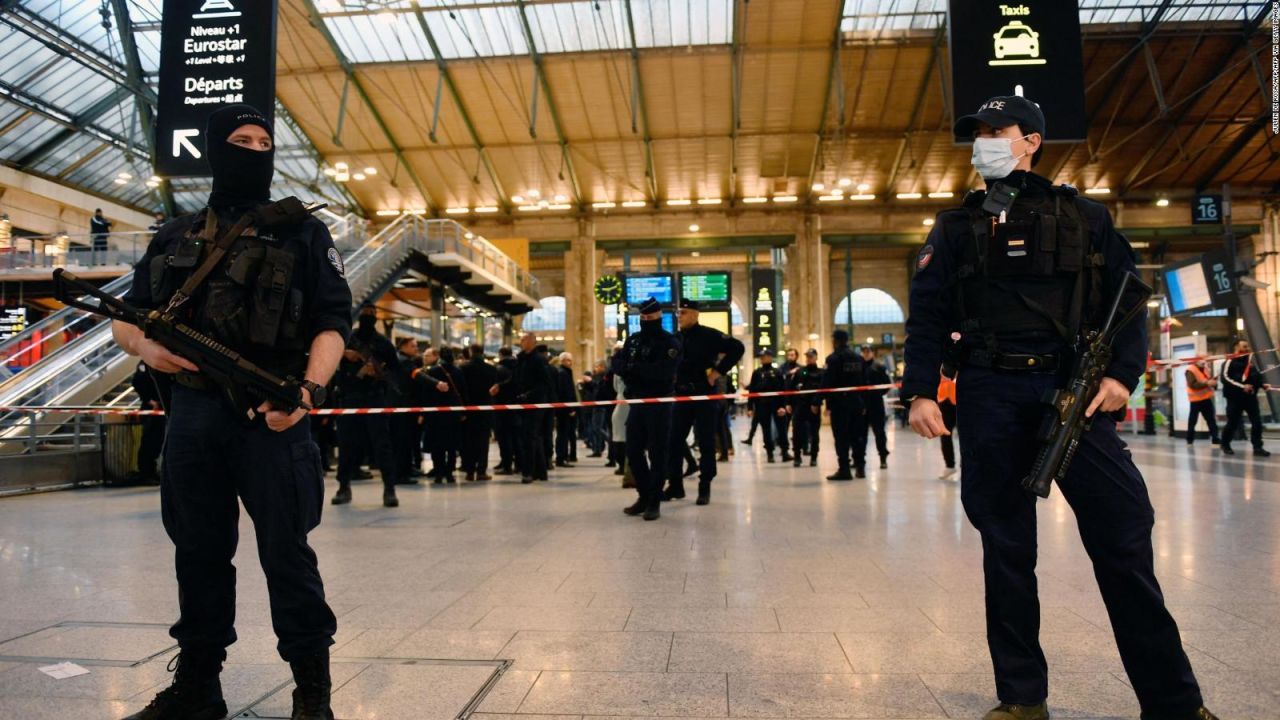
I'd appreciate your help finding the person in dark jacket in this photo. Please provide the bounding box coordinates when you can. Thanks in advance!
[788,349,824,467]
[860,345,891,468]
[746,349,785,462]
[333,306,401,506]
[514,333,555,483]
[554,352,579,467]
[593,361,617,463]
[822,330,868,479]
[616,297,681,520]
[390,337,423,483]
[460,343,498,481]
[130,362,172,484]
[774,348,801,462]
[418,346,467,483]
[491,346,522,474]
[1219,339,1270,456]
[664,298,744,503]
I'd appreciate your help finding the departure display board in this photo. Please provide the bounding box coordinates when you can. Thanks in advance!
[948,1,1087,142]
[700,310,730,334]
[624,273,674,306]
[1164,251,1236,315]
[679,272,731,305]
[0,307,26,342]
[156,0,279,176]
[626,313,676,335]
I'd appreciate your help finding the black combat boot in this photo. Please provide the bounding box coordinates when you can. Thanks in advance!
[664,480,686,501]
[613,443,627,476]
[781,450,792,463]
[289,655,334,720]
[330,483,351,505]
[624,497,646,516]
[643,497,661,521]
[855,466,867,479]
[124,650,227,720]
[696,481,710,506]
[827,467,853,481]
[382,486,399,508]
[879,452,889,469]
[766,452,775,463]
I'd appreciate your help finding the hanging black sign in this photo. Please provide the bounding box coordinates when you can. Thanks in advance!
[948,0,1087,142]
[750,268,781,358]
[1191,194,1224,225]
[155,0,279,177]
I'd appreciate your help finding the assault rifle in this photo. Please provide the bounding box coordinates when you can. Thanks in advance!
[1022,272,1153,498]
[52,270,311,420]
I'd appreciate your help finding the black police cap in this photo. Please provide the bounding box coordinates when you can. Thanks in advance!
[637,296,662,315]
[679,298,701,311]
[832,329,850,343]
[953,95,1046,139]
[758,348,775,358]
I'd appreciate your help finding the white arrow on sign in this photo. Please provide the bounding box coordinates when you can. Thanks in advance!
[172,129,202,159]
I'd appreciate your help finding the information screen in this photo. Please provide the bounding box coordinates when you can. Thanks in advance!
[624,274,674,305]
[1165,260,1212,314]
[679,272,731,304]
[700,310,730,334]
[0,307,26,342]
[626,313,676,334]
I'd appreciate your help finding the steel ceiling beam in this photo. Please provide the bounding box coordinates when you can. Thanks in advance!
[0,7,153,104]
[1194,113,1269,191]
[0,80,148,158]
[301,0,439,215]
[108,0,174,217]
[275,102,364,213]
[728,0,745,202]
[410,2,510,212]
[14,85,134,169]
[884,25,945,195]
[804,16,845,201]
[623,0,659,204]
[513,0,582,207]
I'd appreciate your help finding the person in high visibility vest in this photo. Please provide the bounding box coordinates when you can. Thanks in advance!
[1184,359,1219,446]
[937,374,958,479]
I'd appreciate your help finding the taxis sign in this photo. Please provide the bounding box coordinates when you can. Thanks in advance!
[948,1,1087,142]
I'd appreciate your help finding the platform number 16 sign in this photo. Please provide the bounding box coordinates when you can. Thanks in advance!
[1192,194,1223,225]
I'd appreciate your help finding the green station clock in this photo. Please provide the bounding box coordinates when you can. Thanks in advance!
[594,274,623,304]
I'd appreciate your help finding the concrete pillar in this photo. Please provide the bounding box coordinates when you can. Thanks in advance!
[1254,204,1280,346]
[785,213,831,354]
[563,219,604,364]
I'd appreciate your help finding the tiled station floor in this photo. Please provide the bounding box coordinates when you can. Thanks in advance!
[1,425,1278,719]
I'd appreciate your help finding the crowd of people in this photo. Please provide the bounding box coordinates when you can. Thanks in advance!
[311,301,901,512]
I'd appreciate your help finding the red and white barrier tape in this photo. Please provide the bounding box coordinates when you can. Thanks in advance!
[0,383,900,417]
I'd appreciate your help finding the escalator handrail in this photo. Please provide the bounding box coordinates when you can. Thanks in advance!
[0,272,133,362]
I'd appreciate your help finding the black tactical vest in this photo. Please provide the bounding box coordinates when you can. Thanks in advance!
[147,208,308,369]
[948,186,1103,349]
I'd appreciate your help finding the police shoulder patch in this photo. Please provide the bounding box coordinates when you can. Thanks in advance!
[916,244,934,271]
[668,348,678,358]
[327,247,345,277]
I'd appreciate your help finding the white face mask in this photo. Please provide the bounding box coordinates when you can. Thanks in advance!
[971,135,1030,180]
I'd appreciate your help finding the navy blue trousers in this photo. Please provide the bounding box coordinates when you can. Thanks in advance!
[667,398,719,488]
[162,385,336,662]
[627,403,672,503]
[956,367,1201,716]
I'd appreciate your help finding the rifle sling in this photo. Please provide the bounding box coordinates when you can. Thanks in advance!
[165,209,258,313]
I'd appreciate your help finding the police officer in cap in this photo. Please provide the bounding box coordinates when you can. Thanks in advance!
[746,348,785,461]
[821,329,868,479]
[664,297,744,504]
[616,297,681,520]
[116,104,351,720]
[788,348,824,467]
[903,94,1216,720]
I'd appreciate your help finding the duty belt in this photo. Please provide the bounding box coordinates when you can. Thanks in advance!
[965,350,1059,373]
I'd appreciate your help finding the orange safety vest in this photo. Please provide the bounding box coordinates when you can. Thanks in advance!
[937,375,957,405]
[1186,365,1214,403]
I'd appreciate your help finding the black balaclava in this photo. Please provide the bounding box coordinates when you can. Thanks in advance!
[356,307,377,336]
[205,104,274,209]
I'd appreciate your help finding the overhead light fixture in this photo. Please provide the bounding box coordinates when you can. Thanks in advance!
[517,205,542,212]
[923,218,935,226]
[621,200,647,208]
[323,167,337,177]
[808,333,820,340]
[148,175,161,183]
[1146,300,1161,308]
[527,189,541,198]
[772,195,798,203]
[697,198,722,205]
[376,209,401,217]
[353,172,366,181]
[812,183,826,191]
[474,206,499,214]
[849,194,876,201]
[554,194,567,203]
[866,336,875,345]
[1130,241,1150,249]
[464,232,475,239]
[667,199,692,206]
[547,203,572,210]
[446,207,469,215]
[691,251,701,257]
[1156,198,1170,207]
[117,172,133,180]
[592,201,617,209]
[1085,187,1111,195]
[364,167,378,175]
[407,207,427,215]
[335,162,348,171]
[928,191,954,199]
[113,177,128,185]
[856,182,870,192]
[817,195,843,202]
[742,197,768,204]
[897,192,923,199]
[511,195,525,203]
[689,223,700,232]
[838,178,852,188]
